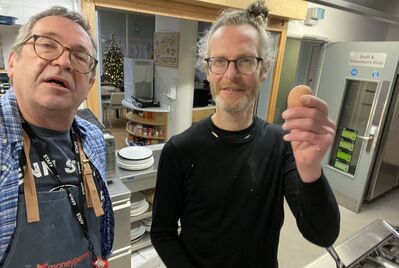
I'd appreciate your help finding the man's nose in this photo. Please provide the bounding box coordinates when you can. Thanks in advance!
[224,61,240,80]
[51,50,73,71]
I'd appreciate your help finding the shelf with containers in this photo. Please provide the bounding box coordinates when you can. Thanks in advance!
[125,110,168,146]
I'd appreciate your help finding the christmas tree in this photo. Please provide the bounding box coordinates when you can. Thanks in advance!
[101,37,124,89]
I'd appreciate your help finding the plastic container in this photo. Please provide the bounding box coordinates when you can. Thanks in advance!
[0,15,16,25]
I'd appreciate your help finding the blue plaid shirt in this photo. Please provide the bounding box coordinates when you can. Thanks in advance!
[0,89,114,260]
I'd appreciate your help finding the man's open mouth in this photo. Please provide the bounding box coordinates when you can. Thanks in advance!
[47,79,66,88]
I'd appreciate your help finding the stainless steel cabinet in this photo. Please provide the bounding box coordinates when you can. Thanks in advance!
[108,177,132,267]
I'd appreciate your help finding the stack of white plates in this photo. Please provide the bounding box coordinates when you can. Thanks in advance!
[130,192,150,217]
[142,217,152,232]
[117,146,154,170]
[131,221,146,243]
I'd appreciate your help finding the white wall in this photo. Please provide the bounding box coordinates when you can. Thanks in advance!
[154,15,198,138]
[288,3,390,42]
[386,24,399,41]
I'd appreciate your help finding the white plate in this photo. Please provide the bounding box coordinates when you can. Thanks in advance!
[130,191,145,204]
[131,233,145,243]
[130,201,149,217]
[130,224,146,240]
[117,157,154,171]
[118,146,153,161]
[117,155,154,166]
[130,198,146,210]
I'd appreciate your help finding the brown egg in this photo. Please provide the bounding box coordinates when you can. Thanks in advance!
[287,85,314,108]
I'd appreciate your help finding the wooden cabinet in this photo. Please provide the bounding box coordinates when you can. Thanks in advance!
[192,106,216,123]
[125,111,168,146]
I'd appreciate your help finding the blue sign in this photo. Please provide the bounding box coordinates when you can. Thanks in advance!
[372,71,380,78]
[351,68,358,76]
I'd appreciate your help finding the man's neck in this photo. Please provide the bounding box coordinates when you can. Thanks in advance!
[211,105,254,131]
[19,105,75,132]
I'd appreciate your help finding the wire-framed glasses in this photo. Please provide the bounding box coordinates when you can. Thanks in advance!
[21,34,98,74]
[204,56,263,75]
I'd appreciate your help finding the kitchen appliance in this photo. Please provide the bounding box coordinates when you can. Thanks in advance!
[306,219,399,268]
[316,42,399,212]
[104,132,116,180]
[124,58,154,103]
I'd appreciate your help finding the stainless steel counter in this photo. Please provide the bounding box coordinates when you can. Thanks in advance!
[305,219,395,268]
[108,176,131,203]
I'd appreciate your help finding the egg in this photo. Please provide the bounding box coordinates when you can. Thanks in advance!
[287,85,314,108]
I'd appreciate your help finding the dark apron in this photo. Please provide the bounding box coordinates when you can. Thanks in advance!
[1,186,101,267]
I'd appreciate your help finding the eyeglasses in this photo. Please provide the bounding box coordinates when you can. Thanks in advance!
[204,56,263,75]
[20,34,98,74]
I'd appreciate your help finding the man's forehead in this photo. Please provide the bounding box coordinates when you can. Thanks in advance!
[32,16,94,51]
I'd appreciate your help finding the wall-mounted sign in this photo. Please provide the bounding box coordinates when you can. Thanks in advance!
[351,68,358,76]
[154,32,179,68]
[348,52,386,68]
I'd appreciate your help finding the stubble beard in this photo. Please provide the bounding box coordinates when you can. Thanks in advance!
[212,86,257,114]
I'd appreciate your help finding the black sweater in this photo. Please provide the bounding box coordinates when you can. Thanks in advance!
[150,117,340,268]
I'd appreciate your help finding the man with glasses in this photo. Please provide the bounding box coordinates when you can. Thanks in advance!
[151,1,340,267]
[0,6,113,267]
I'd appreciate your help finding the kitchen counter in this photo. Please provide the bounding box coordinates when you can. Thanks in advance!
[108,176,131,203]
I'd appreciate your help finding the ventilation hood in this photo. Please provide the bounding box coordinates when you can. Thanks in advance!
[306,0,399,25]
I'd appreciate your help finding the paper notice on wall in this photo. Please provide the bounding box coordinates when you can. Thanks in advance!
[348,52,386,68]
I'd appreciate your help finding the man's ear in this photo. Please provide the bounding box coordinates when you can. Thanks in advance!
[89,76,95,89]
[260,63,269,82]
[260,69,268,82]
[7,51,17,80]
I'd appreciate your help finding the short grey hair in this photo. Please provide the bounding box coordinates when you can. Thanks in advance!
[11,6,97,76]
[196,0,274,74]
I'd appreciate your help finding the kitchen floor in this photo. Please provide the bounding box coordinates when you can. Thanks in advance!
[105,114,399,268]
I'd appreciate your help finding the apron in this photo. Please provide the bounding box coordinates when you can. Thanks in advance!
[1,129,103,268]
[1,187,101,268]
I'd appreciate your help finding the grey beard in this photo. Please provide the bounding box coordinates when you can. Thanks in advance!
[214,94,255,113]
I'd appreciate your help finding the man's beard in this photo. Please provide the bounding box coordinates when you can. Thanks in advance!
[212,86,257,113]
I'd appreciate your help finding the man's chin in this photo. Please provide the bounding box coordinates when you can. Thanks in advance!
[215,96,252,113]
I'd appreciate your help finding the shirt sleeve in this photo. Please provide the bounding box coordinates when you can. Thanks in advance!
[283,144,340,247]
[150,140,196,268]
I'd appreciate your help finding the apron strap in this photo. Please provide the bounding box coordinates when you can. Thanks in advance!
[22,131,40,223]
[77,140,104,217]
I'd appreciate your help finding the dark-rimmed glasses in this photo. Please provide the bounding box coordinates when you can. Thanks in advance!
[20,34,98,74]
[204,56,263,75]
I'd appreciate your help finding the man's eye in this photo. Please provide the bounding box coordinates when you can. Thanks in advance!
[73,52,89,63]
[240,58,252,63]
[37,41,57,49]
[213,58,225,64]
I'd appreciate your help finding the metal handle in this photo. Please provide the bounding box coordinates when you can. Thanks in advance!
[326,246,347,268]
[382,220,399,239]
[357,135,373,140]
